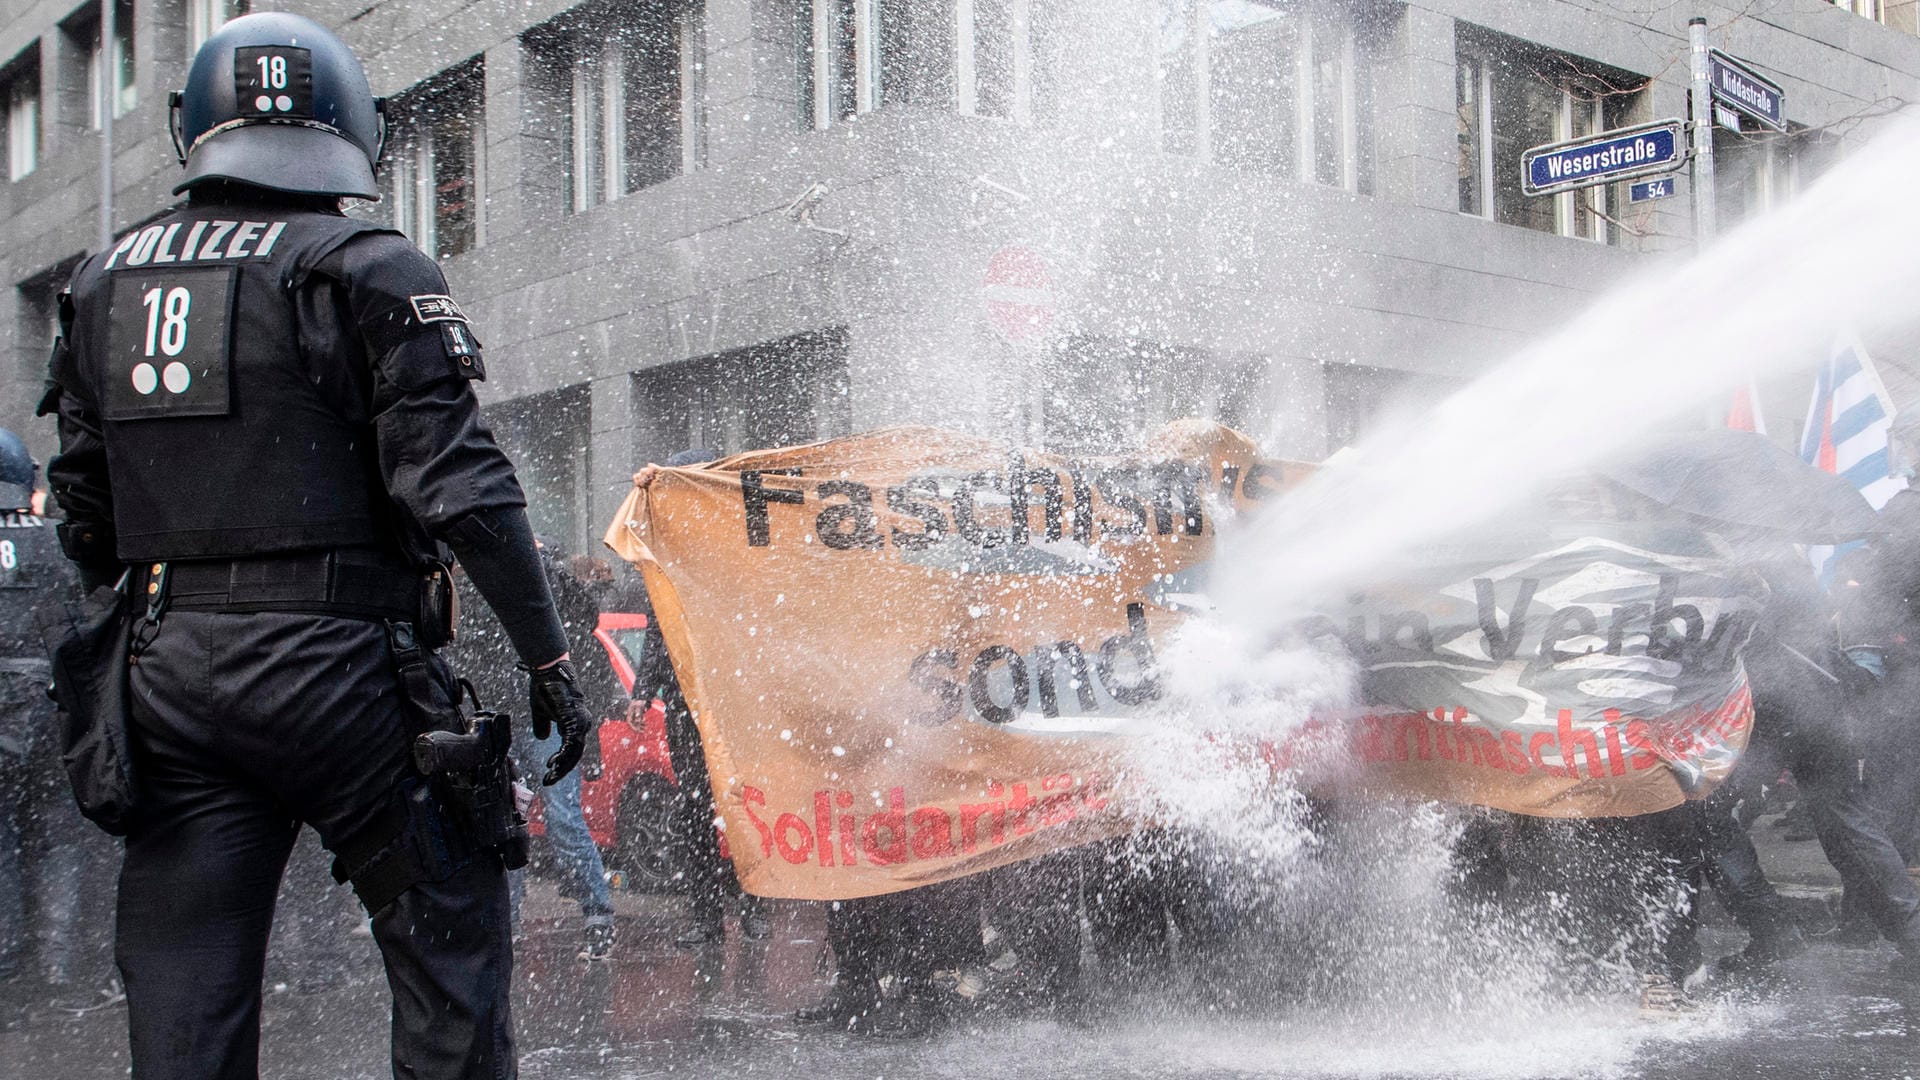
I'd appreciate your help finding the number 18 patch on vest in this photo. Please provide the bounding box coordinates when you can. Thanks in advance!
[103,266,237,421]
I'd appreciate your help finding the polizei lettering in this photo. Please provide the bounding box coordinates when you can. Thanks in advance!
[101,220,290,270]
[738,455,1284,551]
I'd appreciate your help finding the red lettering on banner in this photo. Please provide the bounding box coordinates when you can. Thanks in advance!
[742,786,775,857]
[861,787,909,865]
[775,813,814,863]
[911,808,956,858]
[814,790,836,867]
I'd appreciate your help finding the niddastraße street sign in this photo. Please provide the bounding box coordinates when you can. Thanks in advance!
[1708,50,1786,133]
[1520,119,1687,198]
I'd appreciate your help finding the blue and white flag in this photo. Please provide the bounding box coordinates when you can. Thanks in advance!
[1799,334,1906,582]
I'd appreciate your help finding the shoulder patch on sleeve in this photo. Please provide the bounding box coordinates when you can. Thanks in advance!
[441,322,485,381]
[410,295,468,324]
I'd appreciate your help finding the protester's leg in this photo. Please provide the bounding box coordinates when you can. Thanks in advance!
[796,898,882,1025]
[664,706,729,939]
[1794,727,1920,951]
[1085,834,1171,986]
[527,728,614,922]
[1638,806,1704,984]
[1700,784,1802,951]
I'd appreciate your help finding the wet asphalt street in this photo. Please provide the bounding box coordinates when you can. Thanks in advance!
[4,826,1919,1080]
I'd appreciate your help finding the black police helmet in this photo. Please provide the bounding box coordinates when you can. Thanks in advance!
[169,13,385,200]
[0,428,35,511]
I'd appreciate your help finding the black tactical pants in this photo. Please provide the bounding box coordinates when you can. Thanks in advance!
[118,611,513,1080]
[1705,684,1920,954]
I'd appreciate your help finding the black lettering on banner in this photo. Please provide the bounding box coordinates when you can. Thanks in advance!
[886,478,948,550]
[814,480,884,550]
[1538,605,1600,665]
[101,266,238,421]
[1377,610,1436,655]
[1096,604,1160,706]
[740,469,804,547]
[953,470,1008,548]
[968,645,1029,724]
[1152,460,1205,536]
[1474,577,1538,663]
[1008,455,1064,545]
[1647,574,1704,662]
[1218,464,1242,503]
[1067,464,1095,544]
[1095,468,1147,537]
[907,651,963,724]
[1241,462,1280,501]
[1604,602,1651,657]
[1032,641,1097,718]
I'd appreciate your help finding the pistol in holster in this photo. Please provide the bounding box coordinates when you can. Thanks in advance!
[386,621,529,872]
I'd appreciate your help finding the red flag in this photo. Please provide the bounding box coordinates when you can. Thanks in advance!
[1727,379,1766,435]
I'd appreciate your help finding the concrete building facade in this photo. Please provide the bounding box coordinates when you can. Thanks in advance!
[2,0,1917,553]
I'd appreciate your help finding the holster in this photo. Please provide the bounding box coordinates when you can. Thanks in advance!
[34,571,141,836]
[332,621,528,914]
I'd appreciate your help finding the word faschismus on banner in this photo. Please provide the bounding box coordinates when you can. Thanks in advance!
[604,424,1760,900]
[1708,50,1786,133]
[1520,119,1687,198]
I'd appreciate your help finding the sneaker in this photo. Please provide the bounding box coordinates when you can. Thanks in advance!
[1638,972,1699,1017]
[794,973,880,1027]
[579,919,615,962]
[740,898,772,941]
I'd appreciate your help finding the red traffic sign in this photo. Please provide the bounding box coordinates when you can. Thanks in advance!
[983,246,1056,345]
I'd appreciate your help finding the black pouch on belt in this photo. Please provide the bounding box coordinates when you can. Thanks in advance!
[34,571,140,836]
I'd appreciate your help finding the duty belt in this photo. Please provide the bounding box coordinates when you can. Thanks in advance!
[155,550,419,622]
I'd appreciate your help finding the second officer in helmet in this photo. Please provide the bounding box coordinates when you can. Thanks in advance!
[41,13,594,1079]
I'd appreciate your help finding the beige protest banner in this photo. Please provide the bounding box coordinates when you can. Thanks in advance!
[604,423,1753,899]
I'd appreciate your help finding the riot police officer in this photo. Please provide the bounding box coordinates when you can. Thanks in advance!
[40,14,595,1079]
[0,428,89,986]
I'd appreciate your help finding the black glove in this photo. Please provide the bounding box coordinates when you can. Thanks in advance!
[528,659,595,786]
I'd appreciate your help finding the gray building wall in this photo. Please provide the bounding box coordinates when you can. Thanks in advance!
[4,0,1918,554]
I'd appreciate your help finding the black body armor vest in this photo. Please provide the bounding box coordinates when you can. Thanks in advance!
[66,204,394,562]
[0,511,72,656]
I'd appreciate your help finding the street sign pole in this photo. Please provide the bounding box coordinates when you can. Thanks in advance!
[98,0,114,251]
[1688,17,1716,251]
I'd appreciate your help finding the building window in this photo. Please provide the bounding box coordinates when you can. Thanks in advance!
[190,0,248,53]
[5,54,39,182]
[381,59,484,259]
[76,0,136,126]
[957,0,1031,121]
[797,0,915,130]
[484,384,593,552]
[1829,0,1882,19]
[1715,127,1825,231]
[531,2,704,214]
[630,330,851,466]
[1456,32,1637,242]
[1154,0,1376,192]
